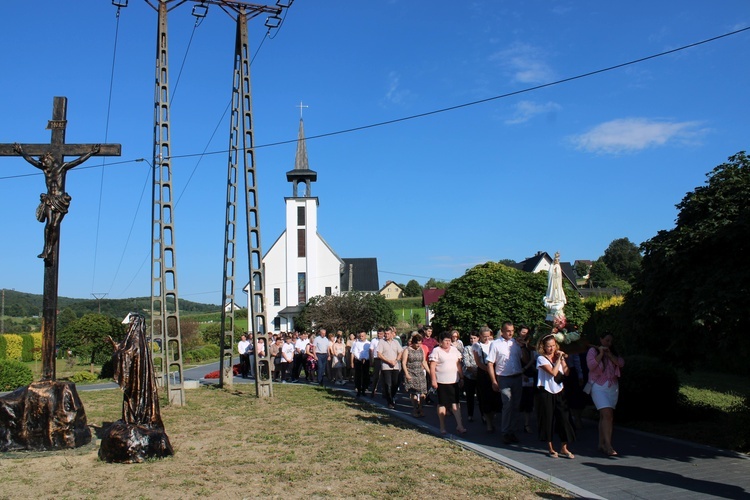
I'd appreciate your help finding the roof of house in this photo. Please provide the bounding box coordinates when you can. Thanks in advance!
[511,252,580,291]
[422,288,446,307]
[340,258,379,292]
[379,280,403,294]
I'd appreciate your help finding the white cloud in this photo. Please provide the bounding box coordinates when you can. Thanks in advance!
[505,100,561,125]
[570,118,706,154]
[383,71,412,105]
[490,42,555,84]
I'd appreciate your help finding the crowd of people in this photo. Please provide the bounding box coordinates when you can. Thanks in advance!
[239,323,624,458]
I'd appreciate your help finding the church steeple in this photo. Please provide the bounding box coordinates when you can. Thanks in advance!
[286,118,317,197]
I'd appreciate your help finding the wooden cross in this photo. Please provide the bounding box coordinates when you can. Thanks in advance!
[0,96,121,381]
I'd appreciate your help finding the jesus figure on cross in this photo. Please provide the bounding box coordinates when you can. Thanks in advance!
[13,142,100,260]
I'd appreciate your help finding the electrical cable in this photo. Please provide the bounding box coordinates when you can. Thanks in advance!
[163,25,750,162]
[170,16,204,106]
[90,5,124,295]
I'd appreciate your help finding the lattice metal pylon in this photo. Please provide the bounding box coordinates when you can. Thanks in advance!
[150,0,185,406]
[218,5,272,397]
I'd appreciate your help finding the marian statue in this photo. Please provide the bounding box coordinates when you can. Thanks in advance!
[544,252,567,325]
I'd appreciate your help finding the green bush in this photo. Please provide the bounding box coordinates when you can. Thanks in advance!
[1,334,24,361]
[0,335,6,360]
[0,359,34,391]
[21,333,35,362]
[618,355,680,421]
[70,371,99,384]
[100,357,115,379]
[184,344,220,364]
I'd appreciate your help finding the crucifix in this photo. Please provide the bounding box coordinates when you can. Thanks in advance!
[0,96,121,381]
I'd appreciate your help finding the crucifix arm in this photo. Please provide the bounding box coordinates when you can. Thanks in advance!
[12,143,43,169]
[63,144,101,170]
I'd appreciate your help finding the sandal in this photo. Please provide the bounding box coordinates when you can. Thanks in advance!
[561,451,575,459]
[548,451,559,458]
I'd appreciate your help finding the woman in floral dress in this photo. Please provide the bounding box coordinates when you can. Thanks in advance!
[401,333,429,417]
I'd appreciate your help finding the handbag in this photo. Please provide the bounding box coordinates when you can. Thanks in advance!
[583,381,593,394]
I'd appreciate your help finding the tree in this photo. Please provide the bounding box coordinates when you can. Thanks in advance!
[431,262,588,334]
[296,292,398,334]
[633,152,750,373]
[574,261,591,280]
[588,259,630,292]
[57,313,126,373]
[601,237,642,283]
[403,279,422,297]
[424,278,449,289]
[57,307,78,331]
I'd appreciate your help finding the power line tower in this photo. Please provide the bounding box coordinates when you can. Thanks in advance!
[214,0,291,399]
[147,0,186,406]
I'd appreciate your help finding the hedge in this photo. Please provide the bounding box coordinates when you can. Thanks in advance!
[0,333,43,362]
[0,359,34,391]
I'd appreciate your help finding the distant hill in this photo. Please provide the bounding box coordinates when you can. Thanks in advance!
[1,289,220,319]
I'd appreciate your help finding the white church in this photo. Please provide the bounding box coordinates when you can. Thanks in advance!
[257,118,379,332]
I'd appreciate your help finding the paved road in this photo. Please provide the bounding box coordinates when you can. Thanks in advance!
[75,363,750,499]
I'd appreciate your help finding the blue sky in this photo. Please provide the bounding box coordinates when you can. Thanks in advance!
[1,1,748,305]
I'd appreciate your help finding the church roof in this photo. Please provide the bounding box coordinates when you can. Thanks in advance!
[340,258,379,292]
[286,118,317,183]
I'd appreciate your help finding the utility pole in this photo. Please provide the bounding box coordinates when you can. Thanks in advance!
[91,292,107,314]
[212,0,292,399]
[143,0,186,406]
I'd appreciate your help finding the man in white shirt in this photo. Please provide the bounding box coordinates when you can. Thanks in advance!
[487,321,527,444]
[312,328,330,385]
[368,329,384,397]
[377,327,403,409]
[350,330,371,397]
[292,332,309,382]
[237,335,250,379]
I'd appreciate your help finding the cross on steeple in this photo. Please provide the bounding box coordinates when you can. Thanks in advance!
[0,96,121,381]
[296,100,308,119]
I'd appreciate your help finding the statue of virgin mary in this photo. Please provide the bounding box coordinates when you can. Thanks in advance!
[544,252,567,323]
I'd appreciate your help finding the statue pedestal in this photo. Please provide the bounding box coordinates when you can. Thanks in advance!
[98,420,173,463]
[0,380,91,452]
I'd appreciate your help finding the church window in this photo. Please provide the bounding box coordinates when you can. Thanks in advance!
[297,206,305,226]
[298,228,306,257]
[273,317,281,331]
[298,272,306,304]
[325,287,332,296]
[273,288,280,306]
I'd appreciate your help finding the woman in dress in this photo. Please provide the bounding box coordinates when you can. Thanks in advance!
[329,334,346,385]
[536,334,576,459]
[429,331,467,435]
[587,332,624,456]
[401,333,429,417]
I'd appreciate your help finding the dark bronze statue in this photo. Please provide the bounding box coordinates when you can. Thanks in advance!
[0,380,91,452]
[13,143,100,260]
[99,313,174,463]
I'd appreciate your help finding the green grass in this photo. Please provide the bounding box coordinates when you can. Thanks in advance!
[622,370,750,452]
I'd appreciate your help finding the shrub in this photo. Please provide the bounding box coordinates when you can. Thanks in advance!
[21,334,35,362]
[727,395,750,452]
[0,335,6,360]
[1,334,24,361]
[30,332,43,361]
[100,358,115,379]
[0,359,34,391]
[70,371,99,384]
[617,355,680,421]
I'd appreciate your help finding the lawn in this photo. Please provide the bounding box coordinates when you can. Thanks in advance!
[0,385,568,499]
[621,370,750,452]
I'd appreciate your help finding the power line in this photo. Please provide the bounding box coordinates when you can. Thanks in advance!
[164,25,750,161]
